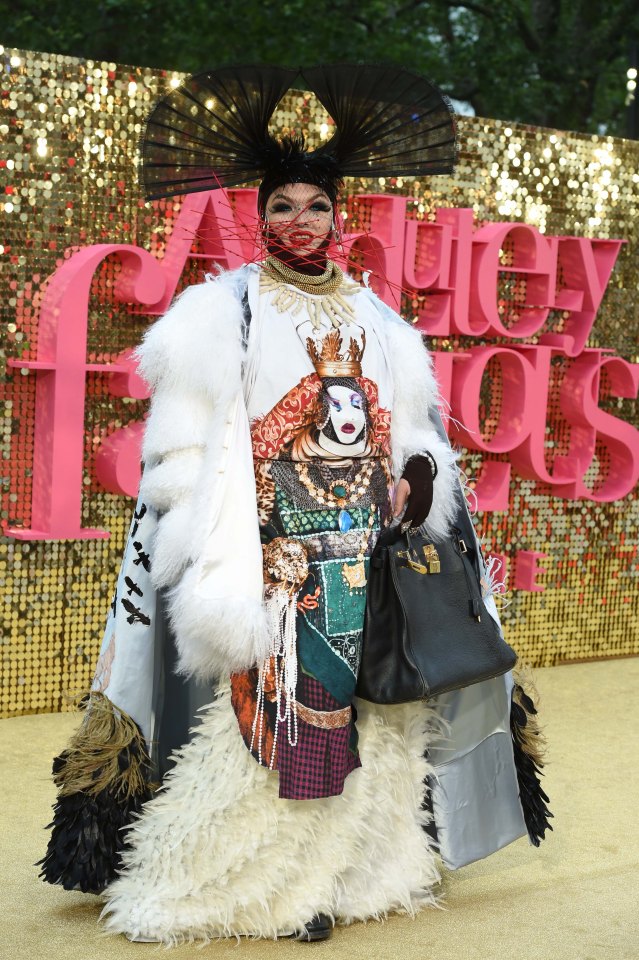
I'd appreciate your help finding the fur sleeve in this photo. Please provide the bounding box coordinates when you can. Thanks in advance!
[136,277,246,588]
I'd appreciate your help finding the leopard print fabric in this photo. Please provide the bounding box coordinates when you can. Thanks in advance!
[254,459,276,526]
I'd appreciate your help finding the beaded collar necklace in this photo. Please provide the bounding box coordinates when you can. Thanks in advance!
[261,257,358,330]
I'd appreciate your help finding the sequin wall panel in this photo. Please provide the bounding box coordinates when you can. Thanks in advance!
[1,48,637,718]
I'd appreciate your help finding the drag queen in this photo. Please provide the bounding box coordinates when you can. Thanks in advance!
[40,65,551,943]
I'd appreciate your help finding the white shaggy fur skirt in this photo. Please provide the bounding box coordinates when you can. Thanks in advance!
[101,685,441,943]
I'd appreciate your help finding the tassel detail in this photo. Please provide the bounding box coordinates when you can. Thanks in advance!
[38,692,153,893]
[510,671,553,846]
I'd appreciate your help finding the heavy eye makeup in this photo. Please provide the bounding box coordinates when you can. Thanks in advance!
[267,194,332,215]
[269,202,331,214]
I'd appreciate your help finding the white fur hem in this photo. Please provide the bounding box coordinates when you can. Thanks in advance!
[101,688,441,943]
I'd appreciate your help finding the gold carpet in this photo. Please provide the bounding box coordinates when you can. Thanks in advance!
[2,660,638,960]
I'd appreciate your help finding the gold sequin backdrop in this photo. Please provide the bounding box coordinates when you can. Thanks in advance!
[1,48,638,718]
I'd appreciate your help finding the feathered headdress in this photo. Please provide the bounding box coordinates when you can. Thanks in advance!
[139,63,457,206]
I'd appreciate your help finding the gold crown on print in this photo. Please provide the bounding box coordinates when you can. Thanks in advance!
[307,329,366,378]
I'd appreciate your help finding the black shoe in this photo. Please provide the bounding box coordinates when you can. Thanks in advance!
[296,914,332,942]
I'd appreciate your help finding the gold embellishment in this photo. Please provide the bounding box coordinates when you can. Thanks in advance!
[342,561,367,589]
[260,258,358,330]
[307,329,365,377]
[343,506,378,590]
[262,538,309,592]
[397,549,429,574]
[296,701,352,730]
[423,543,441,574]
[263,256,344,294]
[397,542,441,575]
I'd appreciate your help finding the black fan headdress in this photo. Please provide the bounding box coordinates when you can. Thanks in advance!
[139,63,457,204]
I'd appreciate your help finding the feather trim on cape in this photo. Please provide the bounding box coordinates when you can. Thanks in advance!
[510,669,553,846]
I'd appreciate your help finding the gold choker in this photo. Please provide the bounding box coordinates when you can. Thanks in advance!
[263,256,345,295]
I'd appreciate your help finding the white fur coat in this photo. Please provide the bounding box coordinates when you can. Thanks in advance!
[136,265,459,682]
[98,270,528,944]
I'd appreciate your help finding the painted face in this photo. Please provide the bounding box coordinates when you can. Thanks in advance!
[322,385,366,445]
[264,182,333,256]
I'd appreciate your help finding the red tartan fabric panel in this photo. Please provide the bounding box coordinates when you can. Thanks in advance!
[276,675,361,800]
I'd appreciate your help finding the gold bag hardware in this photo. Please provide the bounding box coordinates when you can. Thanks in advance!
[397,549,428,574]
[422,544,441,574]
[397,543,441,575]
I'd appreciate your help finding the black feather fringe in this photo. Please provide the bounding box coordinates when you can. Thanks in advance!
[37,695,153,894]
[37,769,152,893]
[510,681,553,846]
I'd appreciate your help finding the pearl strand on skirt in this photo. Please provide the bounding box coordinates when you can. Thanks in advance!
[251,585,300,768]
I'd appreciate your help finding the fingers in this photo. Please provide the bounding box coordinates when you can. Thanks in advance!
[393,477,411,518]
[396,453,437,529]
[397,475,434,529]
[404,485,433,528]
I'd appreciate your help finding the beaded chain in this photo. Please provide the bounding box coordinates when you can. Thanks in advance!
[295,459,375,509]
[341,506,377,591]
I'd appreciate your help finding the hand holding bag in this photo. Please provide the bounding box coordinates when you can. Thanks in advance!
[356,526,517,704]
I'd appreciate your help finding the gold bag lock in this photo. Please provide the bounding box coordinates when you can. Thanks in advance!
[422,543,441,574]
[397,542,440,575]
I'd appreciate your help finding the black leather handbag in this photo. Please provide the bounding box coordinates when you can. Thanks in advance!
[356,526,517,704]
